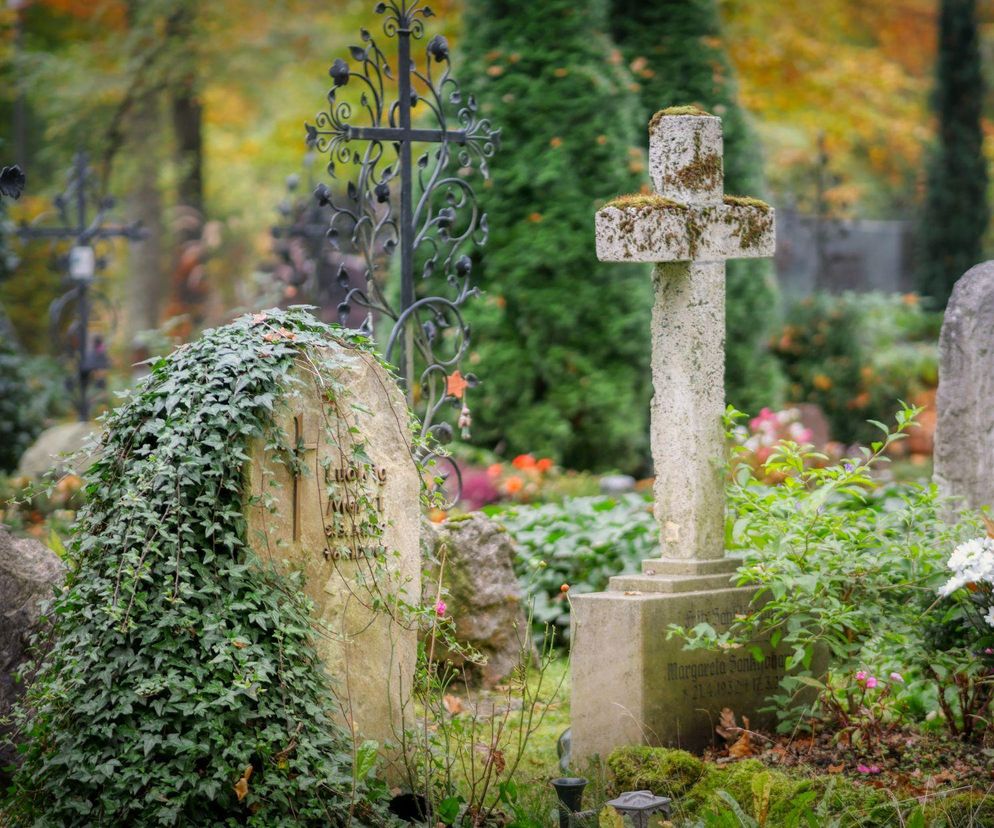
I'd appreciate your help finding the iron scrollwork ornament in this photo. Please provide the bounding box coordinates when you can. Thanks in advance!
[306,0,500,501]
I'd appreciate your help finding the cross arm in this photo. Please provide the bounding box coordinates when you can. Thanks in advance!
[346,125,468,144]
[595,194,775,264]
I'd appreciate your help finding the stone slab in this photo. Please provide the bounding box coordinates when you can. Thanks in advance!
[245,347,420,761]
[934,260,994,513]
[609,572,736,594]
[570,586,785,762]
[641,557,740,576]
[595,201,775,264]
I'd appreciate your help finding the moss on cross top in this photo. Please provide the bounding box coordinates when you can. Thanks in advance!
[603,193,687,212]
[723,194,772,211]
[649,105,713,130]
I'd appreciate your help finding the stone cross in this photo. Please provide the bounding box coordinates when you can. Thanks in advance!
[595,109,775,565]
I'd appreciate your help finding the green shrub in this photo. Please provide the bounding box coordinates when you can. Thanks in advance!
[771,292,940,444]
[0,340,41,473]
[487,493,656,638]
[5,310,391,826]
[459,0,652,473]
[672,406,976,732]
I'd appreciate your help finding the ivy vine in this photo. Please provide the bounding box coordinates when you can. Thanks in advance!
[6,308,406,827]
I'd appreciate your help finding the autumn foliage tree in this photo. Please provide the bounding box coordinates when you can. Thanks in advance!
[917,0,989,308]
[459,0,652,472]
[609,0,784,415]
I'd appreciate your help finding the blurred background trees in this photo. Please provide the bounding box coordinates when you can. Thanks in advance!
[459,0,651,472]
[0,0,992,474]
[917,0,988,308]
[610,0,785,416]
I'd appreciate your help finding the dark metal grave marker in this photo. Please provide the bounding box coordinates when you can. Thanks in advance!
[17,151,144,421]
[306,0,499,455]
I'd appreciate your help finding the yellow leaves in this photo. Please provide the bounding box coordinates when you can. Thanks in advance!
[233,764,253,802]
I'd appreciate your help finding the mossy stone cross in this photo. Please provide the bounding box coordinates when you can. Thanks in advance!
[595,111,775,565]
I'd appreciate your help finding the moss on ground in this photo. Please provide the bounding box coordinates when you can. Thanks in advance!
[603,746,941,826]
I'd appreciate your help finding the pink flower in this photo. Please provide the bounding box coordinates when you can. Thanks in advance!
[865,676,878,689]
[855,670,867,683]
[434,600,447,617]
[857,764,881,775]
[889,672,904,683]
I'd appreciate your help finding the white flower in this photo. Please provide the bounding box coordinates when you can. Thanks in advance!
[939,537,994,597]
[985,606,994,629]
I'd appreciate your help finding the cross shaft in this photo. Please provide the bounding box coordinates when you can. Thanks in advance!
[595,112,775,562]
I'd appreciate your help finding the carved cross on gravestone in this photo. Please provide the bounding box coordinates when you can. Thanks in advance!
[595,109,775,567]
[291,413,319,542]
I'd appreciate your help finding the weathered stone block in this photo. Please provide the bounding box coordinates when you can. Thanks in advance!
[570,585,784,761]
[422,513,529,688]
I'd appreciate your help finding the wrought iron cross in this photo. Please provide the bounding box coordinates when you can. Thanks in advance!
[291,412,319,542]
[271,153,332,304]
[306,0,499,449]
[17,151,144,421]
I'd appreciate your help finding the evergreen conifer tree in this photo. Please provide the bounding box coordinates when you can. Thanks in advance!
[610,0,784,414]
[917,0,988,308]
[459,0,652,472]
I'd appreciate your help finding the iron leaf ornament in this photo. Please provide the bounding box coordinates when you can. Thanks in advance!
[306,0,500,473]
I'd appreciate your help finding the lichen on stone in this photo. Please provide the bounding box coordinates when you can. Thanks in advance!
[650,105,712,130]
[722,201,774,251]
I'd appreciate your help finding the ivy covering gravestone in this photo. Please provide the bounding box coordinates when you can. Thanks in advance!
[5,309,396,827]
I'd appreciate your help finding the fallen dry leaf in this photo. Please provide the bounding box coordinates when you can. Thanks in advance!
[234,764,253,802]
[828,763,845,774]
[442,694,463,715]
[716,708,741,742]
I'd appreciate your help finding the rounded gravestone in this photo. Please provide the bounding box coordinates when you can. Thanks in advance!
[245,346,421,755]
[934,261,994,513]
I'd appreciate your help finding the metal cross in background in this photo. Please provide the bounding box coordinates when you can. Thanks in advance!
[17,151,144,421]
[306,0,499,453]
[271,152,334,305]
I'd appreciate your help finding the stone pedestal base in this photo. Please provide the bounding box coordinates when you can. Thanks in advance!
[569,560,786,763]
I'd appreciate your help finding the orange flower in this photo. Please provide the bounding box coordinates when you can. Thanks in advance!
[536,458,554,473]
[429,509,448,523]
[486,463,503,478]
[504,476,524,494]
[812,374,833,391]
[512,454,536,470]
